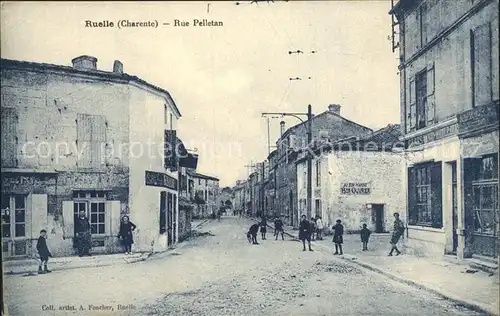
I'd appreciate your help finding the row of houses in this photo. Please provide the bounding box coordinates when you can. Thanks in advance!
[1,55,219,259]
[233,0,499,261]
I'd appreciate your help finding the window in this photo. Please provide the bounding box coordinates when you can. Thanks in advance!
[471,23,493,107]
[408,63,435,132]
[73,191,107,236]
[408,162,443,227]
[1,194,26,239]
[315,199,321,218]
[315,160,321,187]
[1,107,17,167]
[418,2,428,48]
[415,71,428,130]
[471,155,498,235]
[77,114,106,168]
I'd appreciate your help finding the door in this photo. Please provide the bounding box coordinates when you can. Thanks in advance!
[1,194,28,257]
[452,162,458,253]
[73,191,107,248]
[167,193,173,246]
[372,204,384,233]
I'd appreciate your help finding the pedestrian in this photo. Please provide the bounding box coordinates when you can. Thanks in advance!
[310,217,317,241]
[248,223,259,244]
[316,216,324,240]
[36,229,52,274]
[274,216,284,240]
[389,212,405,256]
[299,215,313,251]
[360,223,371,251]
[75,210,92,257]
[118,215,137,255]
[259,216,267,240]
[332,219,344,255]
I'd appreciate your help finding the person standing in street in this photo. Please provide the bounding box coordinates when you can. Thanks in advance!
[310,217,317,241]
[332,219,344,255]
[274,216,284,240]
[299,215,313,251]
[315,216,324,240]
[360,223,371,251]
[119,215,137,255]
[389,212,405,256]
[36,229,52,274]
[259,216,267,240]
[75,210,92,257]
[248,223,259,244]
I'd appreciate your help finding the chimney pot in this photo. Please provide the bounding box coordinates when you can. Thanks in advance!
[280,121,286,136]
[113,60,123,74]
[328,104,341,114]
[72,55,97,70]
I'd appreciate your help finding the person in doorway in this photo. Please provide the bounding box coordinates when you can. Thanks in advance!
[248,223,259,244]
[332,219,344,255]
[360,223,371,251]
[119,215,137,255]
[36,229,52,274]
[310,217,317,241]
[299,215,313,251]
[315,216,324,240]
[274,216,285,240]
[389,212,405,256]
[259,216,267,240]
[75,210,92,257]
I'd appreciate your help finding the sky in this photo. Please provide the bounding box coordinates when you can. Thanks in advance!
[1,1,400,187]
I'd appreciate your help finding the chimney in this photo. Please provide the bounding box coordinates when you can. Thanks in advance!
[328,104,341,115]
[280,121,286,136]
[113,60,123,74]
[72,55,97,70]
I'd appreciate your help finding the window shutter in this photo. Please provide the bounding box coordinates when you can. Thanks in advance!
[30,194,48,238]
[430,162,443,228]
[427,62,436,124]
[1,107,18,167]
[407,167,417,225]
[62,201,74,239]
[107,201,121,237]
[409,77,416,131]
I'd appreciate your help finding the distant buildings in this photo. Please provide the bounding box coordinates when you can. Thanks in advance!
[390,0,499,258]
[190,172,219,218]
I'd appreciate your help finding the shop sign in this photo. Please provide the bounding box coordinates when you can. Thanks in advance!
[340,182,371,195]
[145,171,177,190]
[406,123,458,148]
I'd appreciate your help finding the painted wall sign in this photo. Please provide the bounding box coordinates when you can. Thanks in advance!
[340,182,371,195]
[145,171,177,190]
[406,123,458,148]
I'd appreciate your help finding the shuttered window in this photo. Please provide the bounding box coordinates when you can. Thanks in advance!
[471,23,493,107]
[76,114,106,168]
[1,107,18,167]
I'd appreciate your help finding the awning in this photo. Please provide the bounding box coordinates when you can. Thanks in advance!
[179,152,198,169]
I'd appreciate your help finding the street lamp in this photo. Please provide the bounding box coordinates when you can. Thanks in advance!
[262,104,313,220]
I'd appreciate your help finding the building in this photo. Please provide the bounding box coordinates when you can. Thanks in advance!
[177,145,199,241]
[390,0,499,258]
[1,56,186,258]
[218,187,233,213]
[296,124,405,232]
[275,105,373,227]
[231,180,246,215]
[191,172,219,218]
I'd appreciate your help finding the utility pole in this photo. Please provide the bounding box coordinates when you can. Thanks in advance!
[306,104,312,219]
[267,117,271,155]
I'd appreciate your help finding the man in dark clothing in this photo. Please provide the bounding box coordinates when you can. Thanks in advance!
[248,223,259,244]
[360,223,371,251]
[274,216,284,240]
[299,215,313,251]
[75,210,92,257]
[259,216,267,240]
[37,229,52,274]
[332,219,344,255]
[389,212,405,256]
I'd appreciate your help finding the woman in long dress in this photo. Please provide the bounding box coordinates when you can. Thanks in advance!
[119,216,137,255]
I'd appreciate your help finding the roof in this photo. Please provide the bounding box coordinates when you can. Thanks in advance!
[267,149,278,160]
[191,172,219,181]
[0,58,181,117]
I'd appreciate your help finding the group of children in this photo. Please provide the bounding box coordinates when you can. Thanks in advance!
[246,215,285,244]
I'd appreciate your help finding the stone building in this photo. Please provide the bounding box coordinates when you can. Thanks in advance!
[1,56,183,258]
[390,0,499,258]
[191,172,219,218]
[218,187,233,213]
[231,180,246,215]
[275,105,373,227]
[296,124,405,233]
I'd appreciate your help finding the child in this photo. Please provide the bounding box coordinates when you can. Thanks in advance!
[299,215,313,251]
[332,219,344,255]
[118,215,137,255]
[259,216,267,240]
[274,216,284,241]
[36,229,52,274]
[360,224,371,251]
[248,223,260,245]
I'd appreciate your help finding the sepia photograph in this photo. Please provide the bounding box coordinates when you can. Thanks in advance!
[0,0,499,315]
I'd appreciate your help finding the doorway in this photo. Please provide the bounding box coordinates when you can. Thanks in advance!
[372,204,385,233]
[451,162,458,253]
[289,190,294,226]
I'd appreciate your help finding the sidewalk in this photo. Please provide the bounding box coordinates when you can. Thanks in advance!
[273,222,499,315]
[4,219,213,276]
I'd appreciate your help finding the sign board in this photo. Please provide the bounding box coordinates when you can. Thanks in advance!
[145,171,177,190]
[340,182,371,195]
[406,123,458,148]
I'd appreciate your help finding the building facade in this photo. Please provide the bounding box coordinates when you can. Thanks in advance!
[390,0,499,258]
[1,56,182,258]
[296,125,405,233]
[191,172,219,218]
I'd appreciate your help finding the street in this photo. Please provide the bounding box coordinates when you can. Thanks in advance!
[4,217,484,316]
